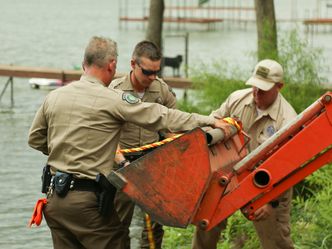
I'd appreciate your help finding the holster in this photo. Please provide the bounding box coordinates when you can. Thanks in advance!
[53,171,73,197]
[95,173,117,217]
[41,165,52,194]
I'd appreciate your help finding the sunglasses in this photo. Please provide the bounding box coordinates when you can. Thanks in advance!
[137,63,160,76]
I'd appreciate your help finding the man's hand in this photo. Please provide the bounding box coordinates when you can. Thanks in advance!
[213,119,235,138]
[114,144,130,167]
[253,204,273,221]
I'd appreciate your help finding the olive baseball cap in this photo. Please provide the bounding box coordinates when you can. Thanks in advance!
[246,59,283,91]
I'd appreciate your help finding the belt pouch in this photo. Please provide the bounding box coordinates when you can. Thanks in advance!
[41,165,52,194]
[54,171,73,197]
[96,173,117,217]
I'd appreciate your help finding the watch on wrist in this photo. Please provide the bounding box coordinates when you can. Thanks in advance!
[118,159,129,168]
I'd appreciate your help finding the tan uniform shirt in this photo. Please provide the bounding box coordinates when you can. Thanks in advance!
[110,73,176,148]
[28,75,215,179]
[211,88,297,208]
[210,88,297,152]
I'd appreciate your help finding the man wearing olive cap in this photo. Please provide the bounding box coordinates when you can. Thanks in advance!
[192,59,296,249]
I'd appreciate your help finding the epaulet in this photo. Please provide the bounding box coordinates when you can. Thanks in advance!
[109,76,126,89]
[155,77,176,97]
[155,76,167,86]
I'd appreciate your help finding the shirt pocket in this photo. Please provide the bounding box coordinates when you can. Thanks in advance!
[257,131,270,146]
[257,123,276,145]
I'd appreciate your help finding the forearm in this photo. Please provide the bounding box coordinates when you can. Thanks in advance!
[118,102,215,132]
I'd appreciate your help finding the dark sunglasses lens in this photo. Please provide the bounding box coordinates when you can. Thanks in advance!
[141,68,160,76]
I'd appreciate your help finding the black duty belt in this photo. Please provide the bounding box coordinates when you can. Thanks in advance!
[50,173,102,197]
[71,178,101,192]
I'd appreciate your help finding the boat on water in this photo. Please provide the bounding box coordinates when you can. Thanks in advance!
[29,78,64,89]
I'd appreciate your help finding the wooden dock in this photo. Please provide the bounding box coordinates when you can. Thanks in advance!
[0,64,192,89]
[303,18,332,25]
[165,6,255,11]
[303,18,332,33]
[119,16,223,24]
[0,64,192,107]
[0,64,82,82]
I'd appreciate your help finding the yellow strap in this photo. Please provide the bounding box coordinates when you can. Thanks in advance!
[145,213,155,249]
[117,134,183,154]
[117,117,241,155]
[222,117,242,131]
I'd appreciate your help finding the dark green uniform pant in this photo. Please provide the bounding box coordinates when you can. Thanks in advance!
[253,189,294,249]
[114,190,164,249]
[192,190,294,249]
[44,191,126,249]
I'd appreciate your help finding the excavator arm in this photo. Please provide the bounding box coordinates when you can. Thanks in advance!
[109,92,332,231]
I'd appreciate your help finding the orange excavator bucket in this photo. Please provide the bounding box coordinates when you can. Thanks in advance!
[109,127,248,228]
[109,92,332,231]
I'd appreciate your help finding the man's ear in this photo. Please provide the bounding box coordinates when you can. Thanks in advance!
[276,82,284,90]
[108,60,115,72]
[130,59,136,70]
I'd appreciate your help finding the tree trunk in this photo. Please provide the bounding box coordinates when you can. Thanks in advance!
[146,0,164,50]
[254,0,278,60]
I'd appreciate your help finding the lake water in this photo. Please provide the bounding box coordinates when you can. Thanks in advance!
[0,0,331,248]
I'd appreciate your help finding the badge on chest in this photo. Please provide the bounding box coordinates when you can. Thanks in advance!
[265,125,276,137]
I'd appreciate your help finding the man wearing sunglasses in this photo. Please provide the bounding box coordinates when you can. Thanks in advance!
[110,40,176,249]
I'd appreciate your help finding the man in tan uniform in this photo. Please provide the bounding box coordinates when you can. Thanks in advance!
[192,59,296,249]
[110,41,176,249]
[28,36,232,249]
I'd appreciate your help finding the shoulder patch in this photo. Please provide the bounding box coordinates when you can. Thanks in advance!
[168,86,176,97]
[122,92,140,104]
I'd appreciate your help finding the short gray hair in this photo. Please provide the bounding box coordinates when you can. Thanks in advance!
[83,36,118,68]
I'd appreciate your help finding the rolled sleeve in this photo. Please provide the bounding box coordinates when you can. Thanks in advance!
[28,103,49,155]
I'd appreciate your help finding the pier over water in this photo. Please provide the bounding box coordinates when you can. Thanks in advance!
[0,64,192,107]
